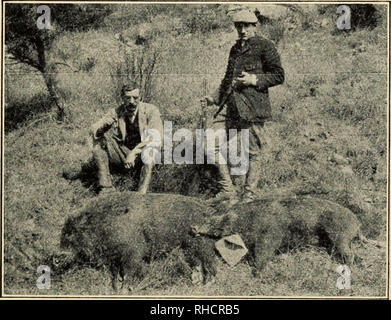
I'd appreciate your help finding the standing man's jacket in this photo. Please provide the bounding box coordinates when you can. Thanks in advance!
[91,102,163,150]
[218,35,285,122]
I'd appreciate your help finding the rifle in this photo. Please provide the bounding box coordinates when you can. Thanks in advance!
[201,78,207,129]
[213,86,233,119]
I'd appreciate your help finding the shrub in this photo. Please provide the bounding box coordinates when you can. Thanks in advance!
[109,36,161,104]
[181,5,230,34]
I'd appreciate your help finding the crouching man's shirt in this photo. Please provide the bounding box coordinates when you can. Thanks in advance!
[91,102,164,164]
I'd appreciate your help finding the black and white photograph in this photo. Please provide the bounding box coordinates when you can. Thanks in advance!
[2,1,389,298]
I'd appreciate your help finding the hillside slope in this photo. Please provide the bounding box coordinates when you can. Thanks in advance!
[4,4,388,296]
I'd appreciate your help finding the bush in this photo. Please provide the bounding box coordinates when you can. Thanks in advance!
[109,39,161,103]
[181,5,230,34]
[259,19,285,45]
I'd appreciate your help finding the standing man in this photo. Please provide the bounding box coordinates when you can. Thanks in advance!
[204,9,284,203]
[91,84,163,195]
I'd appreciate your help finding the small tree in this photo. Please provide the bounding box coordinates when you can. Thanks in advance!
[5,3,112,120]
[110,32,161,104]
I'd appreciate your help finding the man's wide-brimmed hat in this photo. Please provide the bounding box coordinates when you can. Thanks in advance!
[232,9,258,24]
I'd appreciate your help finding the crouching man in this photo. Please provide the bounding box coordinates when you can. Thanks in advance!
[91,84,163,195]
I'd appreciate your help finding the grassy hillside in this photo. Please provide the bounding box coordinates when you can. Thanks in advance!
[4,4,388,296]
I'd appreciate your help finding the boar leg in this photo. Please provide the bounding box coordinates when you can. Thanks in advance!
[252,231,283,277]
[335,235,355,266]
[110,262,120,291]
[182,236,216,283]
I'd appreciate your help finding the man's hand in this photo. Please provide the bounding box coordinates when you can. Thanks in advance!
[91,124,101,140]
[236,72,257,87]
[124,148,142,169]
[201,95,216,107]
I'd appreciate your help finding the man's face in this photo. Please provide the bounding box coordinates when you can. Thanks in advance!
[122,89,140,111]
[235,22,257,41]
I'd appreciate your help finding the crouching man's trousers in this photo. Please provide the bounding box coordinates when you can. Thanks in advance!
[92,129,154,194]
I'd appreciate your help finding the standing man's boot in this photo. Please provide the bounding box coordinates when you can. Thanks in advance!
[242,160,261,203]
[138,164,153,194]
[93,144,116,194]
[213,164,239,206]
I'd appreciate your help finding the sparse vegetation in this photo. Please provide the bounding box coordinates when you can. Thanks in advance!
[4,4,387,296]
[5,4,112,120]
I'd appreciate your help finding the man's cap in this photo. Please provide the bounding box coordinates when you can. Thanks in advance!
[232,9,258,24]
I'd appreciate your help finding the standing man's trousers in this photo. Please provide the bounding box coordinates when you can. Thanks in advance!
[203,106,267,194]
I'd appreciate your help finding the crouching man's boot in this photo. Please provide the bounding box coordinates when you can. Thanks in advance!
[93,144,116,195]
[63,158,96,181]
[63,163,83,180]
[138,164,153,194]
